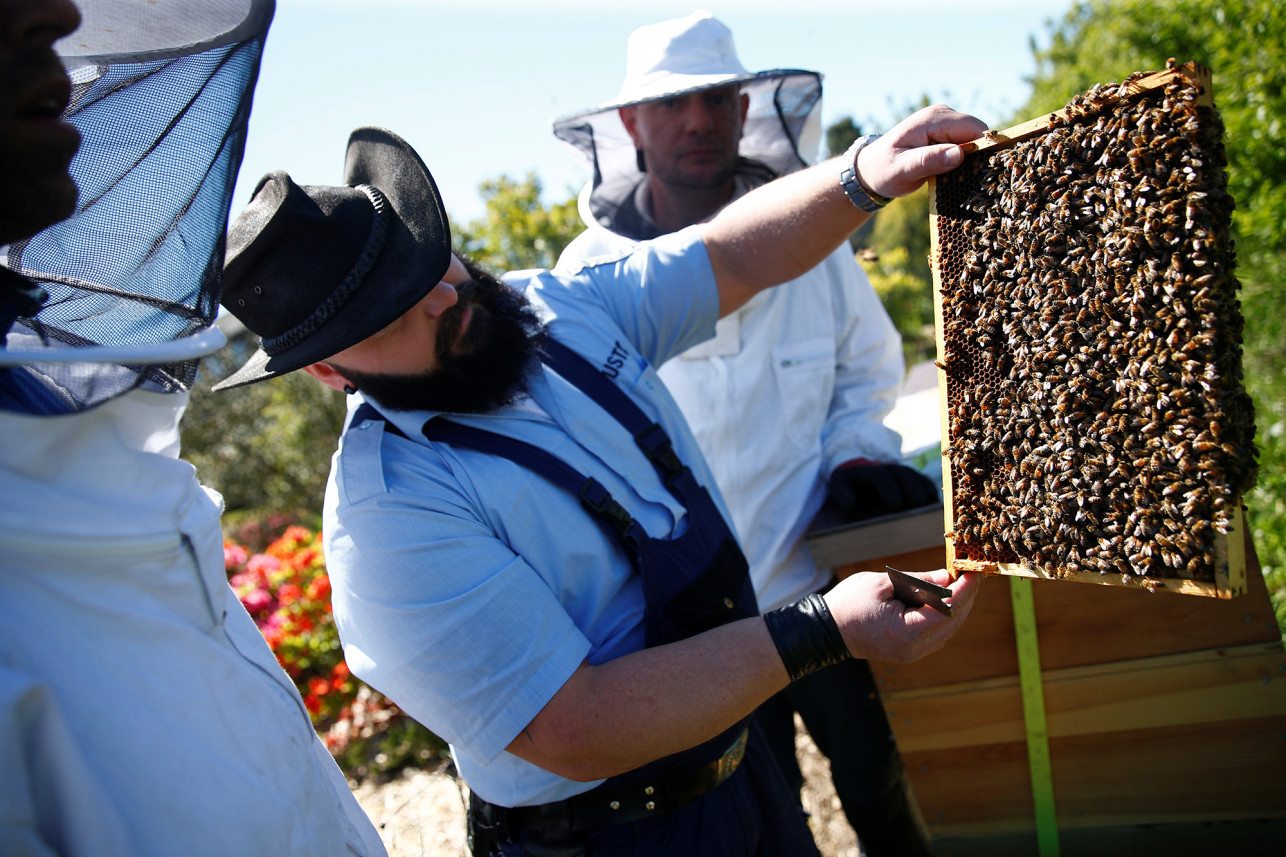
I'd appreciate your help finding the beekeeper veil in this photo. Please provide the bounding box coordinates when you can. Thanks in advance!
[0,0,273,414]
[551,10,823,235]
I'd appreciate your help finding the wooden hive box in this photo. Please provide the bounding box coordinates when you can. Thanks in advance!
[805,510,1286,849]
[866,533,1286,851]
[929,62,1257,598]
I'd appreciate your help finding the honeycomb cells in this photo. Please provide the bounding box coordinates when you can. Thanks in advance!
[934,67,1257,584]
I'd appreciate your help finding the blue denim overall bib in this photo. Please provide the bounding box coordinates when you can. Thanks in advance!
[359,335,818,856]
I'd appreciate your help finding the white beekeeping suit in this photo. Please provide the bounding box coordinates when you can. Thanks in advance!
[550,15,907,612]
[0,2,386,854]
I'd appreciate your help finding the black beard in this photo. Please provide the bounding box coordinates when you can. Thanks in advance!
[337,258,544,414]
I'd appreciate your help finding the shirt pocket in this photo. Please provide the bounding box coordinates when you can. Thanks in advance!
[770,338,835,451]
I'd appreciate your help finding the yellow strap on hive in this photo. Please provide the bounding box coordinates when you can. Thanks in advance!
[1011,576,1061,857]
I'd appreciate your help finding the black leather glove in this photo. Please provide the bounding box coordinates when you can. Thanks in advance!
[826,459,939,521]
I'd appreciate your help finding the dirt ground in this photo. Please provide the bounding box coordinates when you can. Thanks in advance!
[351,717,861,856]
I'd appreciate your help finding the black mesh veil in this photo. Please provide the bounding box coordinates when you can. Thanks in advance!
[551,70,823,238]
[0,0,273,413]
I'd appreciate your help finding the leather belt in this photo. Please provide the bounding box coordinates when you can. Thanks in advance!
[475,726,749,835]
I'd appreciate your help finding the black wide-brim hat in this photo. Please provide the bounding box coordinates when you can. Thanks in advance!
[212,127,451,391]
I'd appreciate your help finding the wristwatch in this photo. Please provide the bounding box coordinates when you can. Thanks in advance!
[839,134,892,212]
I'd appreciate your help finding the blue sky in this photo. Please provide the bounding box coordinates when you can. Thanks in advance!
[235,0,1071,223]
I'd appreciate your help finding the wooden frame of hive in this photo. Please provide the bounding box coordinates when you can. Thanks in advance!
[929,62,1254,598]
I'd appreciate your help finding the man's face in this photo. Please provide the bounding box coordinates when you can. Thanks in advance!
[620,86,748,192]
[327,254,544,414]
[0,0,82,246]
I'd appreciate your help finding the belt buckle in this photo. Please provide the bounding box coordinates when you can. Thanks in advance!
[714,728,749,785]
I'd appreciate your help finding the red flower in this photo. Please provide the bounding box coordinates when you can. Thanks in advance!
[224,523,416,748]
[269,525,315,558]
[307,574,331,601]
[224,543,248,571]
[240,587,274,615]
[247,553,281,577]
[282,524,312,543]
[277,583,303,606]
[292,546,321,570]
[262,625,286,650]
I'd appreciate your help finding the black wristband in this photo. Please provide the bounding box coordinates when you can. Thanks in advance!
[763,593,852,682]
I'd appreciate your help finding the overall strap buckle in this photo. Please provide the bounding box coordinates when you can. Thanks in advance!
[579,478,639,543]
[635,423,685,483]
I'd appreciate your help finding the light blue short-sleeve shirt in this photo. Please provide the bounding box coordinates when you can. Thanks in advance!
[323,226,731,806]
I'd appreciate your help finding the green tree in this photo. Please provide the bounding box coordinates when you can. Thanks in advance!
[454,172,583,271]
[869,186,932,289]
[825,116,862,158]
[1024,0,1286,624]
[859,245,937,366]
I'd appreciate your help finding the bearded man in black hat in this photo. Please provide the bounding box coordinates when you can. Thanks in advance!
[217,107,986,857]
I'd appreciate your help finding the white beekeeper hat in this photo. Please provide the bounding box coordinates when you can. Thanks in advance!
[552,10,823,226]
[610,9,765,105]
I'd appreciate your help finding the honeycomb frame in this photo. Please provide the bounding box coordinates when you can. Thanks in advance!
[929,62,1254,598]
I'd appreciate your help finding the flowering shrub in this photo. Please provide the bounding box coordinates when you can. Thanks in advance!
[225,520,446,780]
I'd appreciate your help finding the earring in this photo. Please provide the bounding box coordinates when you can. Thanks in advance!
[343,384,357,395]
[635,149,647,173]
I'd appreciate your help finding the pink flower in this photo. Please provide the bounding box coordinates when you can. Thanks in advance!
[264,628,286,651]
[224,544,248,570]
[247,553,281,576]
[240,587,274,614]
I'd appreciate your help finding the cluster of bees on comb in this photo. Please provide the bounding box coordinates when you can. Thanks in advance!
[934,61,1258,585]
